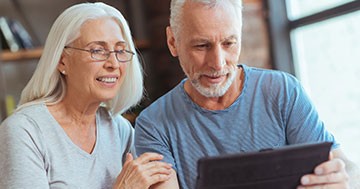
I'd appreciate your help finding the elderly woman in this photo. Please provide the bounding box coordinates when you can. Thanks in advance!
[0,2,171,189]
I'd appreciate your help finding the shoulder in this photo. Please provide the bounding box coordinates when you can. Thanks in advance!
[243,64,298,84]
[242,65,302,94]
[0,104,47,155]
[135,81,187,135]
[138,80,185,119]
[95,107,135,157]
[97,106,134,136]
[1,104,46,132]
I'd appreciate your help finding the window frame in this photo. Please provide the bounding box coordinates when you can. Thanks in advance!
[266,0,360,75]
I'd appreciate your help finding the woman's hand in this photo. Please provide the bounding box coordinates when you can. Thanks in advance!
[113,152,173,189]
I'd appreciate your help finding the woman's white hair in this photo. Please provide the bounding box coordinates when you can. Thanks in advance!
[169,0,243,39]
[17,2,143,115]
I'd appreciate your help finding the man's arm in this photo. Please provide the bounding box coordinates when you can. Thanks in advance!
[298,148,360,188]
[150,169,180,189]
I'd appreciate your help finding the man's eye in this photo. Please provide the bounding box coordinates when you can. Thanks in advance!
[194,44,209,49]
[223,41,236,47]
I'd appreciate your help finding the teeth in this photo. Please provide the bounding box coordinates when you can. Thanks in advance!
[97,77,117,83]
[207,75,222,78]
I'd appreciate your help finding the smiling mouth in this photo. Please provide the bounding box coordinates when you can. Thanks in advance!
[207,75,222,79]
[205,73,227,79]
[96,77,118,83]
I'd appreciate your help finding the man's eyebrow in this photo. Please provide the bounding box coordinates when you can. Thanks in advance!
[224,35,239,41]
[189,35,239,44]
[189,38,209,44]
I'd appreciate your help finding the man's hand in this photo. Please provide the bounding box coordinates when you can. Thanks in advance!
[297,152,349,189]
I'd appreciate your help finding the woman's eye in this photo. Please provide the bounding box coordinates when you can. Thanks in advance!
[115,50,125,54]
[91,49,105,54]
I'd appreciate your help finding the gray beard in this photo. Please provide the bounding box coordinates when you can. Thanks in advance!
[190,69,236,98]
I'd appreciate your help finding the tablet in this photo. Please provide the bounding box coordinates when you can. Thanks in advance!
[195,142,332,189]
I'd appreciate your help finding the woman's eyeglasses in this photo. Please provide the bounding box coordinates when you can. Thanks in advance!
[64,46,134,63]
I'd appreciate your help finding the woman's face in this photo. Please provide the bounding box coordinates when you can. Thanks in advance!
[60,17,130,104]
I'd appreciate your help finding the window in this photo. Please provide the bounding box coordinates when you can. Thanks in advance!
[287,0,354,20]
[267,0,360,166]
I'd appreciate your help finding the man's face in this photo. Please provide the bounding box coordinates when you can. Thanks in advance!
[168,2,242,97]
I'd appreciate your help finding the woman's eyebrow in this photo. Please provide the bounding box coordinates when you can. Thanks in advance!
[115,41,127,46]
[83,41,128,48]
[85,41,107,46]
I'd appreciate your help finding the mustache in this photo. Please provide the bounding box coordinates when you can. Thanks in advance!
[195,65,237,77]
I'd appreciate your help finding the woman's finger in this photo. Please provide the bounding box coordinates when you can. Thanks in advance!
[141,161,173,171]
[134,152,164,164]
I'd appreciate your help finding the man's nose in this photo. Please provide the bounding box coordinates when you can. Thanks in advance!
[208,45,225,70]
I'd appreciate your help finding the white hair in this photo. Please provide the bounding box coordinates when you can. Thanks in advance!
[169,0,243,38]
[17,2,143,115]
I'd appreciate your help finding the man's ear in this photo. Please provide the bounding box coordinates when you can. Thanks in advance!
[166,26,178,57]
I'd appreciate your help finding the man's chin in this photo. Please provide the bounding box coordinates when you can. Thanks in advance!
[195,85,227,98]
[192,76,235,97]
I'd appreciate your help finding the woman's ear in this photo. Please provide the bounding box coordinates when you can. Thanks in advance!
[166,26,178,57]
[57,53,67,75]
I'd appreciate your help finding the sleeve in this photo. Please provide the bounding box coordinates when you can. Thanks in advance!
[134,114,177,170]
[127,125,137,159]
[0,114,49,188]
[282,76,339,149]
[123,120,136,163]
[114,115,137,164]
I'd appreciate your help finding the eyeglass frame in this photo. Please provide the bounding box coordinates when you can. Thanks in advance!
[64,46,135,63]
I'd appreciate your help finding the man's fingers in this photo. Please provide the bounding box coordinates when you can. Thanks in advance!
[298,157,349,188]
[297,182,349,189]
[301,171,349,185]
[314,158,346,175]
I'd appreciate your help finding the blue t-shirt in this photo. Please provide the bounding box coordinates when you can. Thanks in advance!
[135,65,338,189]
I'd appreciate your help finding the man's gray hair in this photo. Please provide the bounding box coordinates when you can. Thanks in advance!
[169,0,243,38]
[18,2,143,115]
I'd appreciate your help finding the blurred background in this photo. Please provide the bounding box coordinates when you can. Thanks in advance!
[0,0,359,166]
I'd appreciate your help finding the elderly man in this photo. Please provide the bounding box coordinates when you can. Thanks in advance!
[135,0,360,189]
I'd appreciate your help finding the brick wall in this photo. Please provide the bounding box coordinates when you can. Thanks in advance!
[0,0,272,117]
